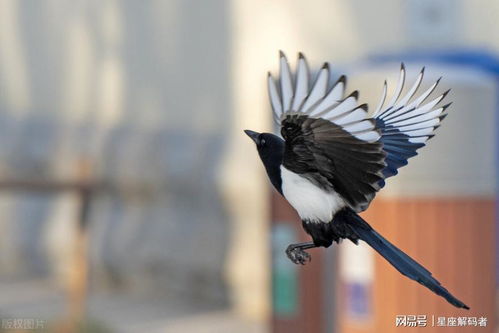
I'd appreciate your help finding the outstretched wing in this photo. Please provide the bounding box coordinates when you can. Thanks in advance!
[371,65,450,188]
[269,52,381,143]
[269,52,386,212]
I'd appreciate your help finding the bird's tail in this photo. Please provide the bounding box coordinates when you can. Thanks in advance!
[349,212,470,310]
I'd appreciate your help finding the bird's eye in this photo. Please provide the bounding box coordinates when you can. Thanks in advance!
[260,138,266,145]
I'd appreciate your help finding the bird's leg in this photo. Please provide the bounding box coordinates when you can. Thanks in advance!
[285,241,316,265]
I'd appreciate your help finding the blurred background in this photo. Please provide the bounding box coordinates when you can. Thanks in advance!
[0,0,497,332]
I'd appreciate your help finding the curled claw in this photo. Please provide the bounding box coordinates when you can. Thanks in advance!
[286,245,312,265]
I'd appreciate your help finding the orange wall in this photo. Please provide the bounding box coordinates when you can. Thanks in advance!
[339,198,496,333]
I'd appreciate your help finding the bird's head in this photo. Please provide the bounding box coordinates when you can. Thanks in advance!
[244,130,284,162]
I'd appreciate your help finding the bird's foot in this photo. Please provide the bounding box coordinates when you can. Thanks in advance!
[286,244,311,265]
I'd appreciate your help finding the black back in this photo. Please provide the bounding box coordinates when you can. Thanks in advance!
[281,114,386,212]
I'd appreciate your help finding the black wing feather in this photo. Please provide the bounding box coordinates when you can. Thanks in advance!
[281,114,386,212]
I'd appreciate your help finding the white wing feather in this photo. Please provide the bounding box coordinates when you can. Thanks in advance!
[267,53,449,145]
[372,63,450,145]
[267,52,379,142]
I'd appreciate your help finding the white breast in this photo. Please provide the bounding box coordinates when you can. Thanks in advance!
[280,166,345,223]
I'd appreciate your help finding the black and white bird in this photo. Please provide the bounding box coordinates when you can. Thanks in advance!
[245,51,469,309]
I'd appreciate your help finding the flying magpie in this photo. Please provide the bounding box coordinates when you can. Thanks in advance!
[245,52,469,309]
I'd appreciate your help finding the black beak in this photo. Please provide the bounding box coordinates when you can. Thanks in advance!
[244,129,260,144]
